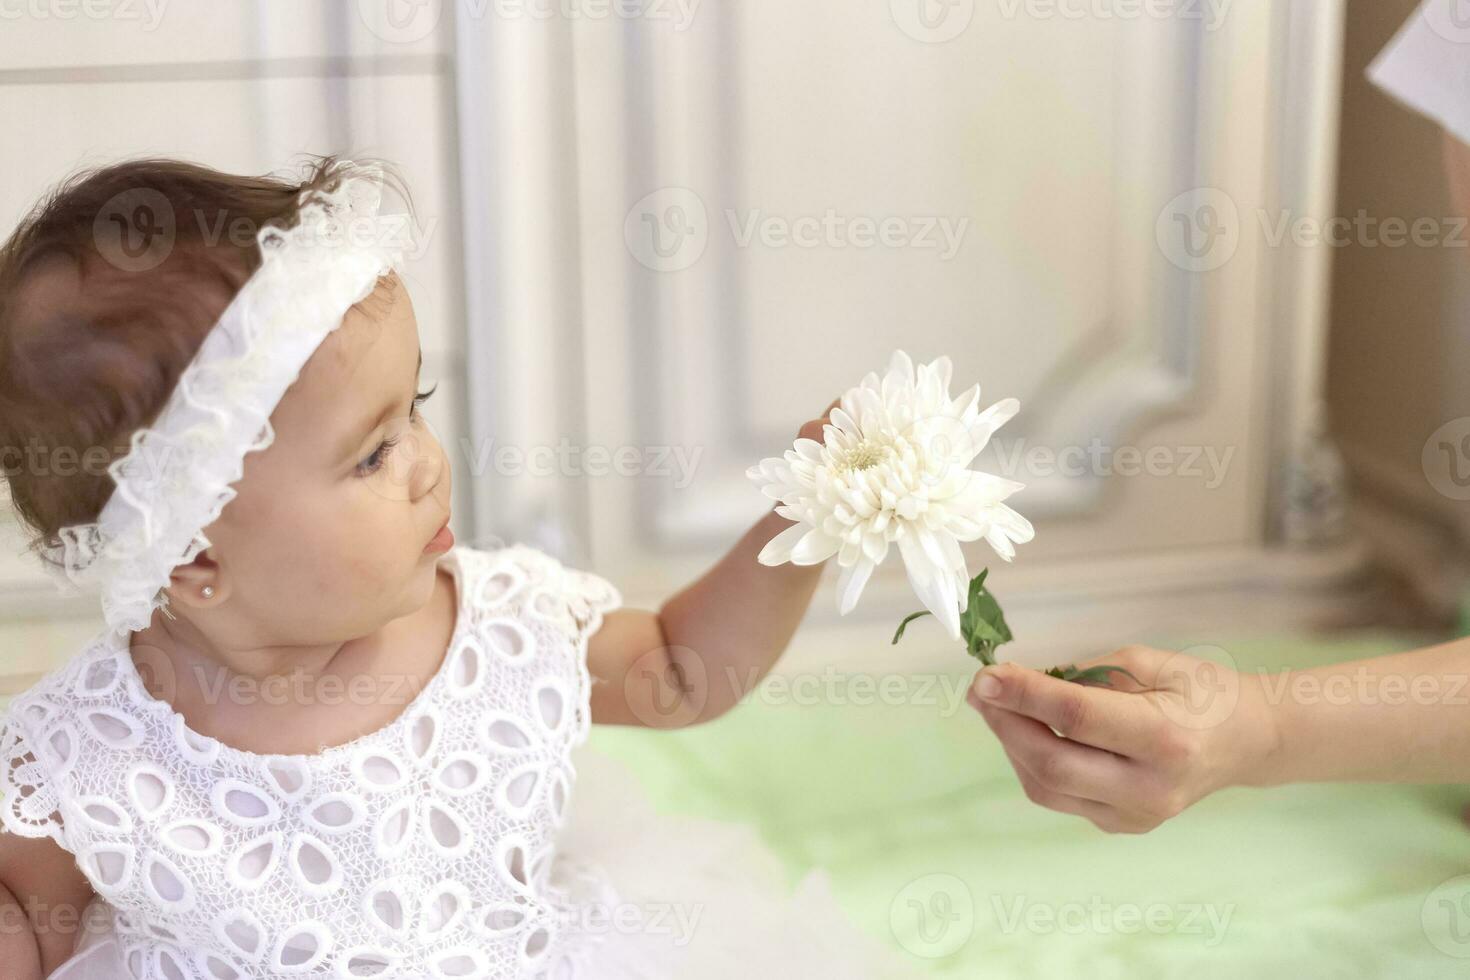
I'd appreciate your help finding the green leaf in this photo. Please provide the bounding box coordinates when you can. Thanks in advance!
[958,568,989,643]
[890,568,1015,668]
[959,569,1012,666]
[1052,665,1147,689]
[891,610,932,645]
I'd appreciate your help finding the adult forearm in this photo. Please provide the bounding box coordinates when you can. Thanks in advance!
[1253,637,1470,786]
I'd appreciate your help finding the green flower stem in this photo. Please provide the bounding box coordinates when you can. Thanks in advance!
[890,568,1142,690]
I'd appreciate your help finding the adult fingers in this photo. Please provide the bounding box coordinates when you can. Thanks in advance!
[975,700,1149,807]
[969,661,1166,759]
[978,711,1152,834]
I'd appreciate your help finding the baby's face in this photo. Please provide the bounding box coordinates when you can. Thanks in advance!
[186,273,453,644]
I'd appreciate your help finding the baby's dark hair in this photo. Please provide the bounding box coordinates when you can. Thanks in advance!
[0,154,411,577]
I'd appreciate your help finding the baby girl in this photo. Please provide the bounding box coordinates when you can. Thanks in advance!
[0,159,903,978]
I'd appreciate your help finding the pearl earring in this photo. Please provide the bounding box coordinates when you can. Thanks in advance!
[201,585,215,599]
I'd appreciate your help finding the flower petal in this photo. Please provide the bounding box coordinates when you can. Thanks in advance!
[789,528,842,565]
[948,382,981,419]
[835,559,875,615]
[986,529,1017,562]
[961,398,1021,461]
[792,438,825,463]
[940,533,969,584]
[755,523,809,566]
[883,350,916,404]
[931,356,953,396]
[985,504,1036,560]
[861,532,890,565]
[952,470,1027,508]
[898,532,962,641]
[829,407,860,438]
[912,524,950,573]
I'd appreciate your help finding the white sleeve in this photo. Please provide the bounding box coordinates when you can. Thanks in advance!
[559,563,624,640]
[0,711,68,847]
[1367,0,1470,146]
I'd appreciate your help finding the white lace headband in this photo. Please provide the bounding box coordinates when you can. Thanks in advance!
[39,166,409,634]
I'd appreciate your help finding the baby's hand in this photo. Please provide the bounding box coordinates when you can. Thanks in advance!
[796,396,843,444]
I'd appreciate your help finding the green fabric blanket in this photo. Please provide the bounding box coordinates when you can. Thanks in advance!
[587,632,1470,979]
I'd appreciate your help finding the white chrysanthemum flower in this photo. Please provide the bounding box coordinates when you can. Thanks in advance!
[746,350,1034,641]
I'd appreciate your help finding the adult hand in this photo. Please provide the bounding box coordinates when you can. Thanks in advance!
[967,645,1281,834]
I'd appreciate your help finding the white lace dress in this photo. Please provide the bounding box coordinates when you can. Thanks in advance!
[0,544,905,980]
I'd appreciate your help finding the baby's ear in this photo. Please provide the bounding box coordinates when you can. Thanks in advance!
[167,549,227,610]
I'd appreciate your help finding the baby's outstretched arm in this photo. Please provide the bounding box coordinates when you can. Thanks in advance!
[0,832,94,978]
[588,401,840,729]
